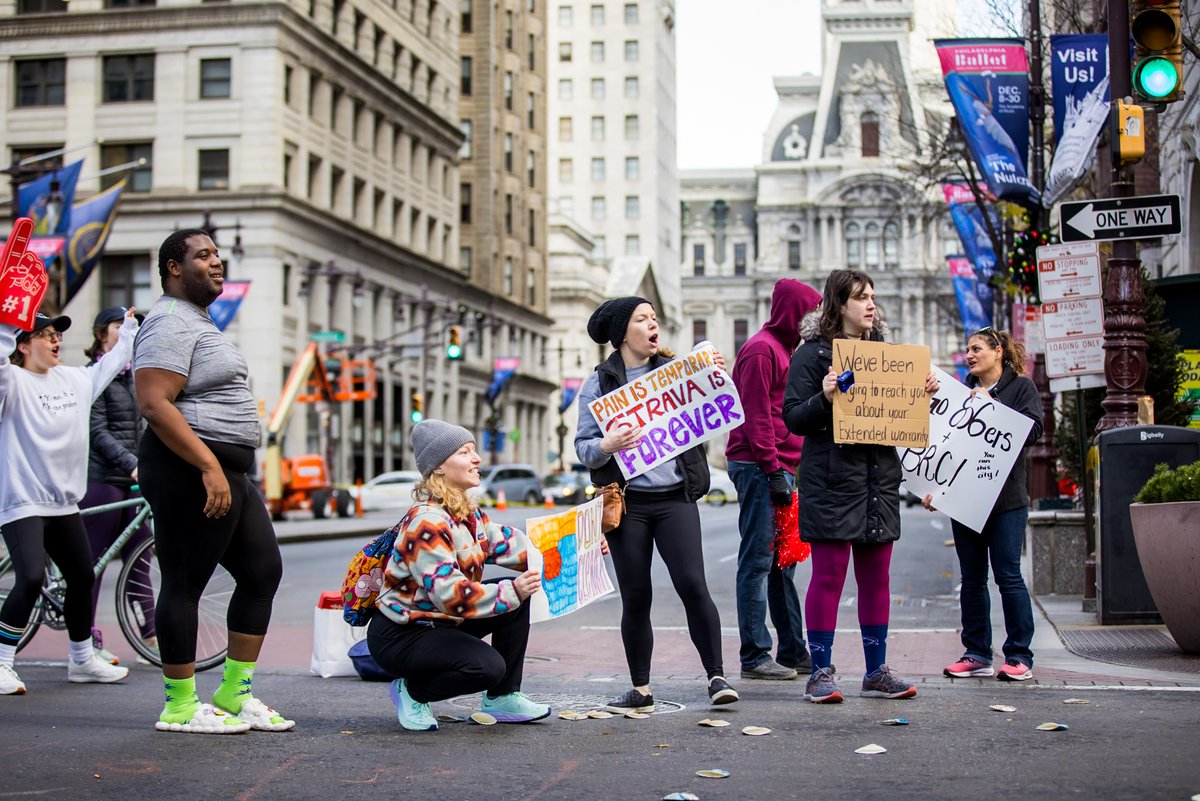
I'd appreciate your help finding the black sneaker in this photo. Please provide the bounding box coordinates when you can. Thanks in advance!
[707,676,739,705]
[605,688,654,713]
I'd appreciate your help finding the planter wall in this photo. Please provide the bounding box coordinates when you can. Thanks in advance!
[1129,501,1200,653]
[1029,511,1086,596]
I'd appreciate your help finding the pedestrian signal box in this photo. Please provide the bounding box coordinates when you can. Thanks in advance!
[1112,99,1145,165]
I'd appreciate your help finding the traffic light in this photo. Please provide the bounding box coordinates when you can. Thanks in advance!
[446,325,463,361]
[410,391,424,424]
[1131,0,1184,103]
[1113,98,1146,165]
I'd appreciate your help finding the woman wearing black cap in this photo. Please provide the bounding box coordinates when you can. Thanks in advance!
[0,309,138,695]
[80,307,156,665]
[575,297,739,712]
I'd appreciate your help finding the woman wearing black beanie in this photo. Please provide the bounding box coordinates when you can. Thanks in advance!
[575,297,739,712]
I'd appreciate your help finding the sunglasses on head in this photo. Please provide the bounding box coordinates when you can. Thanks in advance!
[971,326,999,346]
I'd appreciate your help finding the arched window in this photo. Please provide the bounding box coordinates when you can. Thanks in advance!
[865,222,881,268]
[845,222,862,268]
[940,216,960,258]
[883,222,900,268]
[861,111,880,157]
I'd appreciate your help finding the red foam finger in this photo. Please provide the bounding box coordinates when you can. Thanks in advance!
[1,218,33,279]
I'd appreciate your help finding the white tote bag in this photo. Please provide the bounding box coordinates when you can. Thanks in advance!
[310,605,367,678]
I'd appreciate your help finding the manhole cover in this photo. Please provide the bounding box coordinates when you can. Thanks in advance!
[1058,627,1200,674]
[448,692,685,715]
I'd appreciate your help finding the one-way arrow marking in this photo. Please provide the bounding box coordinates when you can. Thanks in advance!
[1066,203,1096,238]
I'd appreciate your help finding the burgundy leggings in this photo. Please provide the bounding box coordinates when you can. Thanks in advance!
[804,541,893,629]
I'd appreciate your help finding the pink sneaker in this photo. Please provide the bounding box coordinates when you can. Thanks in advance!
[943,656,994,678]
[997,660,1033,682]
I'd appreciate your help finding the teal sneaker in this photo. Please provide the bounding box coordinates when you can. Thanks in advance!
[389,679,438,731]
[479,691,551,723]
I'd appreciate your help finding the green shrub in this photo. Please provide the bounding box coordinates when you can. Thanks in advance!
[1134,460,1200,504]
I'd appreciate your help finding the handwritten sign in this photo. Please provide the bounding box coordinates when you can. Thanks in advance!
[0,218,50,330]
[831,340,931,448]
[587,342,743,479]
[524,497,615,623]
[898,366,1034,532]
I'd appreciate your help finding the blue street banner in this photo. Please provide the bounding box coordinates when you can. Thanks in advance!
[17,159,84,236]
[942,183,999,295]
[208,280,251,331]
[559,377,583,414]
[63,180,125,306]
[1044,34,1109,206]
[948,256,991,339]
[936,39,1039,206]
[485,356,521,406]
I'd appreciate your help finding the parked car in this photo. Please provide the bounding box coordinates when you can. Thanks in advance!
[476,464,544,505]
[542,472,597,505]
[704,469,739,506]
[349,470,421,512]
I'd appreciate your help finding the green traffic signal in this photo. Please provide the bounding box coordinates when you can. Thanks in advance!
[410,409,424,424]
[1134,57,1180,99]
[447,343,463,360]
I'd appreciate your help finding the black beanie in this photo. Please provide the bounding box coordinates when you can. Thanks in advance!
[587,296,650,350]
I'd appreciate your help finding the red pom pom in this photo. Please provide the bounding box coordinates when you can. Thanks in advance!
[772,492,810,569]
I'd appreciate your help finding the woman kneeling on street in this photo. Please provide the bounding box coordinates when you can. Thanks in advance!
[367,419,551,731]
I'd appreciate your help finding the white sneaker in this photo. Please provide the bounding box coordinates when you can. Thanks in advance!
[0,664,26,695]
[68,653,129,684]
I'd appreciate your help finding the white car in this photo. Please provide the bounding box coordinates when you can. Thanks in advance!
[704,469,739,506]
[350,470,421,511]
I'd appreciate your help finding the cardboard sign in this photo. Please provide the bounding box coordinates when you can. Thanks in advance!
[587,342,743,480]
[0,218,50,330]
[524,497,615,623]
[898,366,1035,532]
[831,340,931,448]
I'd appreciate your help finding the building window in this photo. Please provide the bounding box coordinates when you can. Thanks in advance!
[787,240,801,270]
[734,319,749,355]
[105,0,156,6]
[558,79,573,100]
[591,41,605,62]
[590,78,605,99]
[14,58,66,106]
[941,217,960,257]
[624,156,639,180]
[503,257,514,294]
[103,54,154,102]
[460,57,472,95]
[624,114,639,140]
[460,119,472,158]
[504,194,513,234]
[591,195,606,221]
[200,58,231,99]
[527,268,537,306]
[20,0,67,11]
[331,166,344,209]
[461,0,471,32]
[527,151,535,187]
[693,243,705,275]
[590,3,604,24]
[624,2,638,23]
[559,158,574,182]
[460,246,472,273]
[733,243,747,275]
[307,154,321,199]
[845,222,862,268]
[625,195,639,219]
[861,111,880,158]
[557,5,572,26]
[884,222,900,268]
[503,71,513,109]
[692,318,707,346]
[283,64,293,105]
[558,42,573,61]
[865,222,881,267]
[590,157,605,181]
[527,92,536,127]
[504,10,514,48]
[503,133,513,171]
[528,34,536,69]
[460,182,471,223]
[624,76,639,98]
[624,40,638,61]
[559,116,573,141]
[593,235,606,257]
[101,142,152,192]
[100,253,153,312]
[197,149,229,190]
[558,196,574,216]
[624,234,639,256]
[529,209,536,245]
[591,115,605,142]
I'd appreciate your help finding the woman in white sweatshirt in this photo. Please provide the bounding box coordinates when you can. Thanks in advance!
[0,309,138,695]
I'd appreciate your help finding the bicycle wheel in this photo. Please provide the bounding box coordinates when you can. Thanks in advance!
[0,551,51,652]
[115,538,234,671]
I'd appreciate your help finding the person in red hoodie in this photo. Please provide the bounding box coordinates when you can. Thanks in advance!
[725,278,822,681]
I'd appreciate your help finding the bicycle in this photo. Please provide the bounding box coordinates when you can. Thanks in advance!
[0,491,234,671]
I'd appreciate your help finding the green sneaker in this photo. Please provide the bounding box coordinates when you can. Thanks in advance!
[479,691,551,723]
[389,679,438,731]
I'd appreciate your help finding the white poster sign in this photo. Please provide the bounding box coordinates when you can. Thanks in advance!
[524,497,615,623]
[897,367,1035,533]
[587,342,743,479]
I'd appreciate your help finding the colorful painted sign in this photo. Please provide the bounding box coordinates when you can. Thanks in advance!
[1180,350,1200,430]
[831,340,931,448]
[524,496,615,623]
[0,218,50,330]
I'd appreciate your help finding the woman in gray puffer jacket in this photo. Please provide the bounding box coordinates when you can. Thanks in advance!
[81,307,155,661]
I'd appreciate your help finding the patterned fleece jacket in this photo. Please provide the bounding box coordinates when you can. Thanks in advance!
[376,502,531,626]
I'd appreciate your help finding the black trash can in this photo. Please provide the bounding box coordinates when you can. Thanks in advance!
[1093,425,1200,624]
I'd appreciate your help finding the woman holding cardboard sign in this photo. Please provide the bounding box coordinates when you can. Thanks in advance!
[927,327,1042,682]
[575,297,739,712]
[783,269,939,704]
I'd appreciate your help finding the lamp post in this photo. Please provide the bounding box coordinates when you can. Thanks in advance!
[198,209,244,272]
[551,341,585,471]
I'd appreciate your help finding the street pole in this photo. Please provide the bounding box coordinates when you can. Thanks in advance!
[556,342,567,472]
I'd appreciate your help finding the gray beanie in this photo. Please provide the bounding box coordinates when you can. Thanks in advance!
[412,419,475,478]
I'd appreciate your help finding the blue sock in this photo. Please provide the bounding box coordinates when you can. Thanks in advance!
[861,624,888,677]
[807,630,835,673]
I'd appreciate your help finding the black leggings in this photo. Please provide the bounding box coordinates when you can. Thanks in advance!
[0,514,95,644]
[367,599,532,704]
[608,488,724,685]
[138,431,282,665]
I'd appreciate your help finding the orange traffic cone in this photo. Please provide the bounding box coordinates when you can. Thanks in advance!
[496,487,508,511]
[544,492,554,509]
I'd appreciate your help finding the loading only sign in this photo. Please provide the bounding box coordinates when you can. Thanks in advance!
[1059,194,1181,242]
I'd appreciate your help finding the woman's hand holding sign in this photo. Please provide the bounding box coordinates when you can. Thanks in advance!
[600,423,643,455]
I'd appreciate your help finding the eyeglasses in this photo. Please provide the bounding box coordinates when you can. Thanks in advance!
[971,326,999,346]
[34,329,63,342]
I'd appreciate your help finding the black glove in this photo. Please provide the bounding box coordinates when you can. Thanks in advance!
[767,470,793,506]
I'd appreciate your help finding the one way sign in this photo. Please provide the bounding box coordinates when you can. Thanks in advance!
[1059,194,1181,243]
